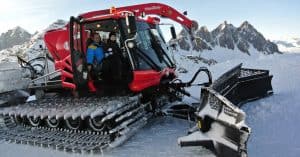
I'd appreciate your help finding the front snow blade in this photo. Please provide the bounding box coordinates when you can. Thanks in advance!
[178,64,273,157]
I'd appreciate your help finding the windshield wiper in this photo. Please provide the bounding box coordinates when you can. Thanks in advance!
[150,37,174,68]
[135,47,161,71]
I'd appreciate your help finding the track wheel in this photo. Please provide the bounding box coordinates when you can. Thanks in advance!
[65,118,82,130]
[13,116,23,124]
[46,118,61,128]
[88,116,105,132]
[28,117,41,127]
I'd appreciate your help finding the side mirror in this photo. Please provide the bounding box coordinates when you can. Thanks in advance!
[126,15,137,37]
[170,26,177,39]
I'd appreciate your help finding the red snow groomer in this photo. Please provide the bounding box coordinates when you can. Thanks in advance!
[0,3,273,157]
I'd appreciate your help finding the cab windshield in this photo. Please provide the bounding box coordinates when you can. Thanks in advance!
[130,21,175,71]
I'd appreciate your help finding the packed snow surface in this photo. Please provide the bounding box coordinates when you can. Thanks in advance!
[1,47,300,157]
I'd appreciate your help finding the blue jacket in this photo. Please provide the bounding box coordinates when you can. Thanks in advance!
[86,43,104,64]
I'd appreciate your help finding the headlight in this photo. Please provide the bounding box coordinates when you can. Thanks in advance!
[128,42,135,48]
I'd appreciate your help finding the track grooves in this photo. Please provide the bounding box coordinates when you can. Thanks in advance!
[0,116,110,153]
[0,95,154,154]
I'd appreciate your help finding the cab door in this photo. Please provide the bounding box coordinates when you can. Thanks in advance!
[69,16,87,90]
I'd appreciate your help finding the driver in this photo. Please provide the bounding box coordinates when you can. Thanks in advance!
[86,33,104,92]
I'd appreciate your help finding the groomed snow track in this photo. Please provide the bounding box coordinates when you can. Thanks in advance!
[0,95,152,153]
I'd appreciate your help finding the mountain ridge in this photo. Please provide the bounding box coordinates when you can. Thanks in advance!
[0,26,32,51]
[173,21,282,55]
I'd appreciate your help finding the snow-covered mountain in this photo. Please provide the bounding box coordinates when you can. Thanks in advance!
[273,37,300,53]
[0,26,32,51]
[174,21,282,55]
[0,20,67,63]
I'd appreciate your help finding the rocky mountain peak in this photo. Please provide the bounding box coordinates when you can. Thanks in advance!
[12,26,26,32]
[4,26,29,38]
[196,26,213,44]
[239,21,252,29]
[238,21,258,36]
[216,21,235,31]
[173,21,281,54]
[212,21,236,40]
[199,26,209,32]
[210,21,237,50]
[0,26,32,51]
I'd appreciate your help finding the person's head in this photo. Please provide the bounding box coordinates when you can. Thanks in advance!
[109,32,117,42]
[92,33,101,43]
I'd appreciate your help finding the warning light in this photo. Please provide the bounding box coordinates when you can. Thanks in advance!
[110,6,117,14]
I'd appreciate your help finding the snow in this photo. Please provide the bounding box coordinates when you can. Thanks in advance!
[102,117,214,157]
[220,23,226,30]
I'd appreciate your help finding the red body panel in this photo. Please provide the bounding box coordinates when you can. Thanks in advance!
[44,26,70,61]
[129,68,175,92]
[44,26,77,89]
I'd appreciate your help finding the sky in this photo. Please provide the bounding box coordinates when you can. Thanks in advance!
[0,0,299,40]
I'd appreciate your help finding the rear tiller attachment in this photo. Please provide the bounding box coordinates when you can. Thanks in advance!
[166,63,273,157]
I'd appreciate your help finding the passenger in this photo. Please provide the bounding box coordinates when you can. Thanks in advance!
[105,32,121,56]
[104,32,123,81]
[86,33,104,92]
